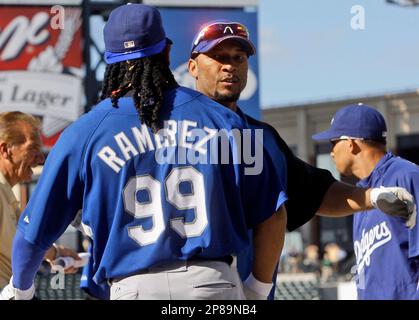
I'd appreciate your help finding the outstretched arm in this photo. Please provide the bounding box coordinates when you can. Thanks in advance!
[317,181,415,225]
[317,181,371,217]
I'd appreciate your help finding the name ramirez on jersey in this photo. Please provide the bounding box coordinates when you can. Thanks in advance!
[98,120,263,175]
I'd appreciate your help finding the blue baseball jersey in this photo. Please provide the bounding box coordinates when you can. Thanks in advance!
[354,152,419,300]
[235,109,288,300]
[17,86,283,285]
[80,245,109,300]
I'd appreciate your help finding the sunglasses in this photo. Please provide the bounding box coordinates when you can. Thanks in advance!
[192,22,250,52]
[330,135,365,147]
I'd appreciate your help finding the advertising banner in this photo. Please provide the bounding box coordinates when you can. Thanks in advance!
[0,6,83,149]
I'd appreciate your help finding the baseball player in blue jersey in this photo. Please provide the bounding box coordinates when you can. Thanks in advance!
[0,4,287,300]
[313,104,418,299]
[187,19,416,300]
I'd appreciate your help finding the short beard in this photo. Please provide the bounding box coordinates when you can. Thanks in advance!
[213,91,241,105]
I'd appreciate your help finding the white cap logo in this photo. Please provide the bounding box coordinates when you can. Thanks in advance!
[124,41,135,49]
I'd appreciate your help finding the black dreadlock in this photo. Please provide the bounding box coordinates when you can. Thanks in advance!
[100,51,178,132]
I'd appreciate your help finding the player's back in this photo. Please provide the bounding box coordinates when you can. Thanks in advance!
[74,86,253,283]
[19,86,271,284]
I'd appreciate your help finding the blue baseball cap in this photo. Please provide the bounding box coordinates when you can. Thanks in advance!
[312,103,387,141]
[104,3,171,64]
[190,19,256,57]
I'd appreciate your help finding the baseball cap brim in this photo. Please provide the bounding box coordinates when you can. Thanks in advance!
[105,38,169,64]
[312,129,341,141]
[192,35,256,56]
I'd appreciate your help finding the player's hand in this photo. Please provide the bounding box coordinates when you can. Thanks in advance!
[46,245,81,274]
[57,246,82,274]
[370,186,416,228]
[242,274,272,300]
[50,253,90,274]
[0,277,35,300]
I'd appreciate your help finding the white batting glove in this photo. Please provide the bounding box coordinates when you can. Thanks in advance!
[0,277,35,300]
[370,186,416,229]
[50,252,90,272]
[242,273,273,300]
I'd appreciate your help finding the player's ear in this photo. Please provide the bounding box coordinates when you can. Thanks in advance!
[188,58,198,79]
[349,139,361,155]
[0,141,10,160]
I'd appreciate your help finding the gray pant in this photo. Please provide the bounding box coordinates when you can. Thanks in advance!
[110,260,245,300]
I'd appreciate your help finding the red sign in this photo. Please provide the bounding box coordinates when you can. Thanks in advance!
[0,6,83,148]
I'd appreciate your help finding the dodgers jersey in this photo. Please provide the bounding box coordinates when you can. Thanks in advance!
[354,152,419,299]
[17,86,284,285]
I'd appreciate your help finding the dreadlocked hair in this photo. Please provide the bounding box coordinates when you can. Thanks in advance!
[100,52,178,132]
